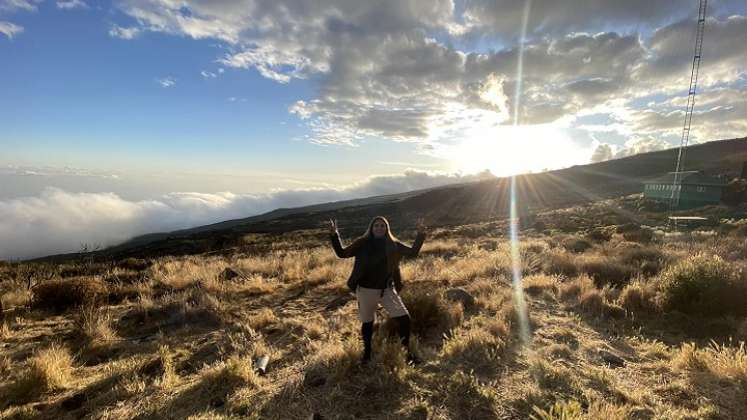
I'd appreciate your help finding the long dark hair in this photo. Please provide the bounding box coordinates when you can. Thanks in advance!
[362,216,399,243]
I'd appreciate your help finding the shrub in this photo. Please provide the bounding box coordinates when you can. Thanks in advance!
[561,236,593,253]
[559,275,595,301]
[586,227,614,242]
[619,246,666,276]
[577,289,625,319]
[617,281,659,314]
[579,256,634,288]
[621,228,654,244]
[657,254,747,316]
[398,291,463,338]
[523,275,559,297]
[117,258,150,271]
[32,277,108,312]
[542,251,579,278]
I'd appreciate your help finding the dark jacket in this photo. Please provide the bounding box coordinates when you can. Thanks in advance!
[330,231,426,292]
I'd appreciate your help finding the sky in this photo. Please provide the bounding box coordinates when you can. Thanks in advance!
[1,0,746,259]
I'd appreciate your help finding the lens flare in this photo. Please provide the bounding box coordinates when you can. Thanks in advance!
[509,0,532,348]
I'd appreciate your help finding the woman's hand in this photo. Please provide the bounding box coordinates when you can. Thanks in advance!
[328,219,338,235]
[415,218,427,235]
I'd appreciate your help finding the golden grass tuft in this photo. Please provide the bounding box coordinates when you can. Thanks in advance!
[8,344,74,404]
[442,327,505,371]
[401,291,463,338]
[247,308,278,331]
[673,341,747,384]
[617,280,659,314]
[75,305,117,345]
[304,336,360,385]
[523,275,559,297]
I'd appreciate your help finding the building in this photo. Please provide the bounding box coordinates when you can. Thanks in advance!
[643,171,727,208]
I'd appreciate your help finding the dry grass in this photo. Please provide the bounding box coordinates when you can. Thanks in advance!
[673,341,747,384]
[0,288,32,311]
[6,344,74,405]
[75,304,117,345]
[246,308,278,330]
[523,274,560,298]
[617,280,659,314]
[3,210,747,419]
[441,321,507,371]
[399,290,464,338]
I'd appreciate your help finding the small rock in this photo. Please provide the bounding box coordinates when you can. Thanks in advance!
[599,350,625,368]
[309,414,325,420]
[445,288,476,308]
[219,267,241,281]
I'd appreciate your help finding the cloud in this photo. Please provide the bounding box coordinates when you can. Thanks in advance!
[110,1,747,148]
[461,0,693,37]
[56,0,87,10]
[157,76,175,88]
[109,24,141,39]
[0,169,493,260]
[200,70,217,79]
[0,0,38,13]
[590,143,614,163]
[0,20,22,38]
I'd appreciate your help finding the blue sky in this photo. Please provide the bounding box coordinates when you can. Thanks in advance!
[0,0,745,258]
[0,0,443,193]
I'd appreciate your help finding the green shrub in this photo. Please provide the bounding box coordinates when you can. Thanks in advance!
[658,254,747,316]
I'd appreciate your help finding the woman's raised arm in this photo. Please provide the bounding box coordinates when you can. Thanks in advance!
[328,219,359,258]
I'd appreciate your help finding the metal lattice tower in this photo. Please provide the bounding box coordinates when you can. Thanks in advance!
[669,0,708,212]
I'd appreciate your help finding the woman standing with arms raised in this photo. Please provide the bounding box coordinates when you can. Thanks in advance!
[328,216,426,364]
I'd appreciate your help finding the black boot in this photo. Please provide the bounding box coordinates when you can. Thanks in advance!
[394,315,421,365]
[361,321,374,364]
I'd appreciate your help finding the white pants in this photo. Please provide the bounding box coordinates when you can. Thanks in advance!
[356,286,409,323]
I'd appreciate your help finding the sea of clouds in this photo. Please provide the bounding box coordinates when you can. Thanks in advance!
[0,169,493,260]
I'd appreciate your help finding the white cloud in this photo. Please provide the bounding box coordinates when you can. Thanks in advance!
[101,1,747,150]
[0,0,38,13]
[157,76,176,88]
[56,0,86,10]
[0,20,22,38]
[109,24,141,39]
[200,70,217,79]
[0,169,494,259]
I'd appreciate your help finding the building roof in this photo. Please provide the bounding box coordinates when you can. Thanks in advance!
[643,171,728,187]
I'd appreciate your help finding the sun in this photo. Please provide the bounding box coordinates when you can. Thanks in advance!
[446,124,589,177]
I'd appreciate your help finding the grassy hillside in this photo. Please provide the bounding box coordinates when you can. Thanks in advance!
[36,137,746,263]
[2,196,747,419]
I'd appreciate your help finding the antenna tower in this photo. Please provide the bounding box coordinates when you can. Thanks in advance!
[669,0,708,216]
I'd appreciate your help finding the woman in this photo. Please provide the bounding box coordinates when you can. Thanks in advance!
[328,216,426,364]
